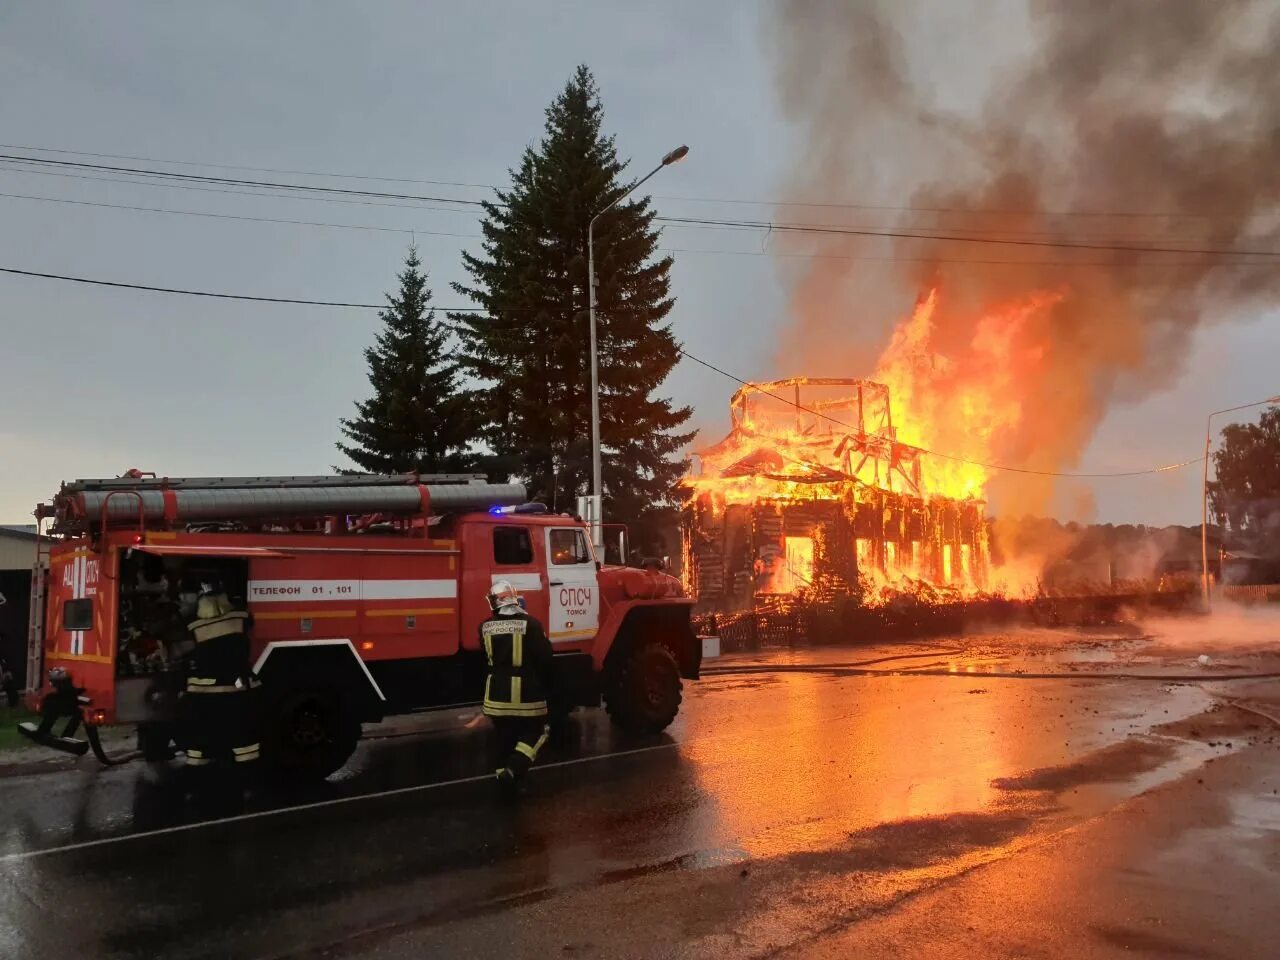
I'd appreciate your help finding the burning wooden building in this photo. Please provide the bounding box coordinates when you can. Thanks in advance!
[683,378,989,611]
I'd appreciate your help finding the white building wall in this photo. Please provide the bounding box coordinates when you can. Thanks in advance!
[0,533,37,572]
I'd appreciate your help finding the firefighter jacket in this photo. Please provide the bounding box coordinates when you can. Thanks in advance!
[188,592,250,645]
[480,610,554,718]
[181,591,259,764]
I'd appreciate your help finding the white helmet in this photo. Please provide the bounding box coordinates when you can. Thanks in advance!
[487,579,522,613]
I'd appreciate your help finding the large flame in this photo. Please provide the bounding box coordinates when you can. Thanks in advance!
[685,287,1060,604]
[873,287,1062,502]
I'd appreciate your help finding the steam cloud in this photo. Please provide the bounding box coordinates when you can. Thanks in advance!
[768,0,1280,517]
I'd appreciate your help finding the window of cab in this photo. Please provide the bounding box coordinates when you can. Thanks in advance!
[549,528,591,565]
[493,526,533,565]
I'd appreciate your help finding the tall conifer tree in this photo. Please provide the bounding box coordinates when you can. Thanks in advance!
[452,66,693,550]
[338,246,475,473]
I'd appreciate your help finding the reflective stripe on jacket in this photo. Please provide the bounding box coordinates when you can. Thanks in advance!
[481,611,553,718]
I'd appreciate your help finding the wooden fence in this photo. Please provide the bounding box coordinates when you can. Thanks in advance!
[1220,584,1280,605]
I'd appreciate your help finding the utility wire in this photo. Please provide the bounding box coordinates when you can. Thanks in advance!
[0,164,480,214]
[0,154,488,207]
[0,190,479,237]
[0,262,1205,479]
[656,216,1280,259]
[6,191,1269,268]
[652,193,1263,222]
[4,154,1278,257]
[3,162,1238,246]
[0,267,389,309]
[6,142,1258,222]
[0,142,497,190]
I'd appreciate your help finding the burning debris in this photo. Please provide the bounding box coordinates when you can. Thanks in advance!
[683,369,989,612]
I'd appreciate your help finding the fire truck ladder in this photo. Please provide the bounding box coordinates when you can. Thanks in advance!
[24,522,49,694]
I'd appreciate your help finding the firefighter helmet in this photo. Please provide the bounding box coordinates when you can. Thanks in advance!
[487,579,521,613]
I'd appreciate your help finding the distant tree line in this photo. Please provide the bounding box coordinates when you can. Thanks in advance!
[1207,407,1280,552]
[337,66,692,557]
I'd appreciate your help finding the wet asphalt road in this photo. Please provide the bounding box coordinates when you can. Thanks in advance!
[2,635,1278,958]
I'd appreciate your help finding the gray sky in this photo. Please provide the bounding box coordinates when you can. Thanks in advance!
[0,1,1275,527]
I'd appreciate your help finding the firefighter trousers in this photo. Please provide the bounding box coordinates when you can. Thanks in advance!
[179,634,261,768]
[492,716,550,781]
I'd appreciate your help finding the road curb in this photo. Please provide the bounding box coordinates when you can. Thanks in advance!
[0,755,84,778]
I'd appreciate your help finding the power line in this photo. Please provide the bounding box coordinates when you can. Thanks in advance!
[0,190,479,238]
[0,154,488,207]
[0,163,481,214]
[2,189,1268,271]
[0,190,1270,273]
[0,265,512,313]
[652,192,1256,222]
[656,216,1280,259]
[0,142,498,190]
[0,262,1205,479]
[5,191,1261,268]
[0,266,388,309]
[6,154,1277,257]
[662,245,1273,270]
[6,141,1251,223]
[675,348,1204,479]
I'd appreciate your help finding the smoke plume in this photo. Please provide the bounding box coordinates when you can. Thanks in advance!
[767,0,1280,516]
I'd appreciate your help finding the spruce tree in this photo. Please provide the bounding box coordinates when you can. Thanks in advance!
[338,246,476,474]
[452,65,693,551]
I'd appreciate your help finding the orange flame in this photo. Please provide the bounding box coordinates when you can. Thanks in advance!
[873,287,1060,502]
[685,286,1061,603]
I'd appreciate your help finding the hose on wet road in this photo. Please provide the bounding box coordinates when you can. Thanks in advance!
[702,660,1280,683]
[85,725,142,766]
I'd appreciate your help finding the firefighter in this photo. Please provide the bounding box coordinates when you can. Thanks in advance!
[481,579,555,797]
[180,579,259,773]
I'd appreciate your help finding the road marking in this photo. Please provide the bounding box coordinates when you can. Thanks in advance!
[0,742,679,864]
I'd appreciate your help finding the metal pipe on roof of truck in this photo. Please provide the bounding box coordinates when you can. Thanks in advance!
[62,473,491,492]
[72,482,527,525]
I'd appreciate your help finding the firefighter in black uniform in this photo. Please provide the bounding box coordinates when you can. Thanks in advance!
[180,580,260,773]
[481,579,555,796]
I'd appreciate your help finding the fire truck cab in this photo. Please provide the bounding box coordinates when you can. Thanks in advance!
[21,473,702,780]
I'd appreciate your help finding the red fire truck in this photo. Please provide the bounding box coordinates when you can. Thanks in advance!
[19,472,703,780]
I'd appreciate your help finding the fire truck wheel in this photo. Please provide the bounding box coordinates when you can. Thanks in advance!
[262,688,360,782]
[604,643,682,734]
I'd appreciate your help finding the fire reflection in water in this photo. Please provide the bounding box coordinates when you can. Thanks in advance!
[679,670,1053,858]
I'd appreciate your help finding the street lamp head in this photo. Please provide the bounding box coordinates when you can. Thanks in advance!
[662,144,690,166]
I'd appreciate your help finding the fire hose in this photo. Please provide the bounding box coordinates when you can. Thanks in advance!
[701,661,1280,683]
[85,724,143,766]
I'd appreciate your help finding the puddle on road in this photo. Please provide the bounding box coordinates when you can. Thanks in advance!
[995,703,1272,825]
[1231,790,1280,833]
[992,736,1179,793]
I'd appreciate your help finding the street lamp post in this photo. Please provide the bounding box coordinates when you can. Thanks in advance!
[586,144,689,554]
[1200,395,1280,611]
